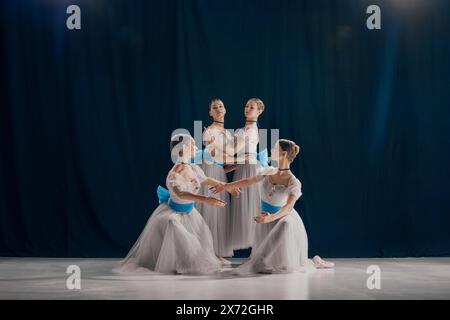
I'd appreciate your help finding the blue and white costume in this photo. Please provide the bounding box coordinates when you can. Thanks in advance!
[195,127,234,257]
[118,164,222,274]
[230,122,265,250]
[236,169,316,274]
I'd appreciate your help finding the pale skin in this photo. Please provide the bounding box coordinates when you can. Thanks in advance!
[234,99,264,157]
[211,142,296,224]
[174,135,240,265]
[205,100,237,174]
[213,140,335,269]
[171,137,241,206]
[206,100,263,165]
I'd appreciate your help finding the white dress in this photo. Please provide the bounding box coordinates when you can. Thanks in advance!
[230,123,261,250]
[236,171,316,274]
[117,164,222,275]
[195,127,234,257]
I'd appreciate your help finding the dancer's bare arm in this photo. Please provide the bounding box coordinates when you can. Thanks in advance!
[255,195,297,224]
[172,186,226,207]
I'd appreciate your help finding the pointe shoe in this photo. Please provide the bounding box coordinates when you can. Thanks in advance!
[313,255,335,269]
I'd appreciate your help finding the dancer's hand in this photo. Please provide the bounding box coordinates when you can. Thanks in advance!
[254,212,272,224]
[205,196,226,207]
[210,183,226,194]
[228,186,241,197]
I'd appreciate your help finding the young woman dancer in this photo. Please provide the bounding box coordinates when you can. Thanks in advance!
[213,139,334,273]
[195,99,237,263]
[118,134,238,275]
[229,98,265,251]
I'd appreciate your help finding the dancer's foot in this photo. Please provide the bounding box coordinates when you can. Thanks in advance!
[313,255,335,269]
[258,268,273,274]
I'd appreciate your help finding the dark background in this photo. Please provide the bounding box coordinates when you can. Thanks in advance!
[1,0,449,258]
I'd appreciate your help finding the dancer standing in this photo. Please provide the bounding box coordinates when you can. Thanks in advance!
[196,99,237,262]
[118,134,237,275]
[230,98,265,250]
[213,139,334,273]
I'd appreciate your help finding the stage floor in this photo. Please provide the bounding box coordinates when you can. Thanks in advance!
[0,257,449,299]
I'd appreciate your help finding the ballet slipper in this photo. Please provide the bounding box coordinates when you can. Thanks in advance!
[313,255,335,269]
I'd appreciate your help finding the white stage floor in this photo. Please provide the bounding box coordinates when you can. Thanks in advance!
[1,257,449,299]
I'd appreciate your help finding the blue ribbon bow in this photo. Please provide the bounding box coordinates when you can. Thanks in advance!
[156,186,195,214]
[257,149,269,168]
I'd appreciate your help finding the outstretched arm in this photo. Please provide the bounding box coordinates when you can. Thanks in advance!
[203,177,241,197]
[208,133,249,157]
[172,186,226,207]
[202,177,223,187]
[228,176,260,189]
[210,175,261,194]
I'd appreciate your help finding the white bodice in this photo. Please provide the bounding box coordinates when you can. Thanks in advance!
[203,127,234,148]
[258,170,302,207]
[235,123,259,154]
[166,164,207,204]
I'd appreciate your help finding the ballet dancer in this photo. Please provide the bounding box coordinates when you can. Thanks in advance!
[229,98,265,251]
[213,139,334,273]
[195,99,237,263]
[118,134,239,275]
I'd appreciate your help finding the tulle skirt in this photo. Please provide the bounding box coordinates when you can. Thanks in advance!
[116,203,223,275]
[195,164,233,257]
[234,209,316,274]
[230,164,261,250]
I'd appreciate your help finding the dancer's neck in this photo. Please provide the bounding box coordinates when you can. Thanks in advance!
[277,160,290,174]
[212,120,224,127]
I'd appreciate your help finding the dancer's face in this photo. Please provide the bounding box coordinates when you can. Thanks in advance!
[209,100,226,120]
[244,101,261,119]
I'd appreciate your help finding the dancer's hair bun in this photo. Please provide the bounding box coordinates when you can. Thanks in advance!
[278,139,301,162]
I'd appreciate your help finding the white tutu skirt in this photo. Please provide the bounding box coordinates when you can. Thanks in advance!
[116,203,222,275]
[235,209,316,274]
[195,164,234,257]
[230,164,261,250]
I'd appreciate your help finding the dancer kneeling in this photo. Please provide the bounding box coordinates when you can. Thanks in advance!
[118,134,239,275]
[212,139,334,274]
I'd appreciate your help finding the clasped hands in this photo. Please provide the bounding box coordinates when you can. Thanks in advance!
[210,183,273,224]
[210,182,241,197]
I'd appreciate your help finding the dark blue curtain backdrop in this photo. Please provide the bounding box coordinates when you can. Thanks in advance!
[1,0,450,258]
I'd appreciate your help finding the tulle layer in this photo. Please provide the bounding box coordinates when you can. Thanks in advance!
[230,164,261,250]
[195,164,234,257]
[116,204,222,275]
[234,209,316,274]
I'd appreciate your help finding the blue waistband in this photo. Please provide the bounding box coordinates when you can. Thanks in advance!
[261,200,283,214]
[157,185,195,214]
[167,199,195,213]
